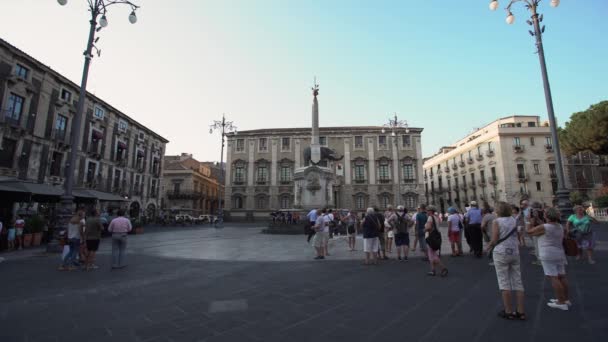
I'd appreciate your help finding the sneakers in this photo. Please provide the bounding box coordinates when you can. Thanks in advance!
[314,256,325,260]
[427,271,436,276]
[403,256,408,261]
[547,302,569,311]
[549,299,572,306]
[397,256,402,260]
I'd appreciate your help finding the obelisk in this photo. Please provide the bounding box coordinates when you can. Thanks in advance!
[310,80,321,164]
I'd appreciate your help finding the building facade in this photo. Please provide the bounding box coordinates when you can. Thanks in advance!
[224,126,425,221]
[423,116,558,213]
[162,154,222,216]
[564,151,608,199]
[0,38,168,218]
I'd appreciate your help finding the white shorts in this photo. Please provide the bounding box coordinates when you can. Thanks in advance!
[387,230,394,239]
[313,232,329,248]
[541,260,566,277]
[363,237,379,253]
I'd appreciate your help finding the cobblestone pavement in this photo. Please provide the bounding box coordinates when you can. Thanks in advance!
[0,224,606,342]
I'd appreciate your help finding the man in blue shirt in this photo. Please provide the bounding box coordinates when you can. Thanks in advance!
[306,208,318,242]
[464,201,483,257]
[415,204,428,259]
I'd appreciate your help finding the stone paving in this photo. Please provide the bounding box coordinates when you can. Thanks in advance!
[0,224,607,342]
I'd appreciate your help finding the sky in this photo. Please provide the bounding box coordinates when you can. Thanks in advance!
[1,0,606,161]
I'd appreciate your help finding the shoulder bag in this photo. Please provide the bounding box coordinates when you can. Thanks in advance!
[425,217,442,251]
[487,223,518,260]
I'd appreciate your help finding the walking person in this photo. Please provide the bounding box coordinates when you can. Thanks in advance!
[312,209,328,260]
[84,208,104,270]
[342,211,358,251]
[566,205,599,264]
[14,215,25,250]
[7,217,16,251]
[414,204,428,260]
[464,201,483,257]
[59,210,85,271]
[306,208,318,243]
[481,206,496,244]
[362,208,380,265]
[374,207,388,260]
[529,202,545,266]
[424,206,448,276]
[447,207,462,257]
[527,207,571,310]
[486,202,525,320]
[108,210,132,269]
[384,205,396,254]
[394,206,412,261]
[512,206,526,247]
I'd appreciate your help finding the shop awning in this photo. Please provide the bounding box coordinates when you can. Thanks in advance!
[117,141,127,149]
[92,130,104,140]
[79,189,128,202]
[0,181,127,202]
[2,181,63,196]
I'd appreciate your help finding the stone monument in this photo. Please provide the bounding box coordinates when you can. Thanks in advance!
[293,81,343,210]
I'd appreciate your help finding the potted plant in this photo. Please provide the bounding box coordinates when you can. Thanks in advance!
[131,218,144,234]
[27,215,45,246]
[22,221,33,248]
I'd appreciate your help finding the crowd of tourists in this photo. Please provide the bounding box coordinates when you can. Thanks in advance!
[304,199,600,318]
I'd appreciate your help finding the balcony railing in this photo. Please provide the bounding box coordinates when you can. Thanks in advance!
[451,164,458,170]
[460,184,468,191]
[402,178,415,183]
[544,144,554,152]
[467,157,474,165]
[443,166,450,173]
[488,177,498,185]
[486,150,495,157]
[549,172,557,179]
[354,178,366,184]
[379,178,391,184]
[167,191,204,200]
[517,173,529,182]
[458,161,465,167]
[476,154,483,161]
[477,179,487,187]
[513,145,525,153]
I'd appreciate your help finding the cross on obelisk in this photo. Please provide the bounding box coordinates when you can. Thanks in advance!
[310,78,321,164]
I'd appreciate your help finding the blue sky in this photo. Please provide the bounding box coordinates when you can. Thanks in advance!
[0,0,606,160]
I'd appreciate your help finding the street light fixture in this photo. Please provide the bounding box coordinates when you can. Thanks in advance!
[383,113,409,206]
[49,0,139,252]
[210,114,237,228]
[488,0,571,220]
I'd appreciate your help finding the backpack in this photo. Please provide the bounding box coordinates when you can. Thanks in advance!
[425,216,442,251]
[395,213,409,234]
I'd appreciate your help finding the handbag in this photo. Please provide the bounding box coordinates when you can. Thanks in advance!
[487,225,518,259]
[425,217,442,251]
[563,237,578,256]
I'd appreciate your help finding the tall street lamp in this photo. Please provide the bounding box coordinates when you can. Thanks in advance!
[210,114,237,228]
[49,0,138,252]
[489,0,571,219]
[382,113,409,207]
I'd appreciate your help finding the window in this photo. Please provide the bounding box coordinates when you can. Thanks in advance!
[136,149,144,169]
[536,182,542,191]
[236,139,245,152]
[402,135,411,147]
[477,145,482,156]
[150,179,158,197]
[403,164,414,180]
[14,64,28,79]
[280,196,290,209]
[281,137,290,151]
[60,88,72,102]
[234,166,245,183]
[0,138,17,167]
[468,150,472,158]
[462,175,467,186]
[404,195,416,209]
[173,182,181,193]
[514,137,521,146]
[256,166,268,183]
[7,93,24,122]
[378,135,387,148]
[549,163,556,178]
[233,196,243,209]
[85,161,97,185]
[255,196,267,209]
[354,136,363,149]
[280,166,291,183]
[55,115,68,140]
[355,195,365,210]
[93,106,105,120]
[319,136,327,146]
[138,131,145,142]
[517,164,525,178]
[488,141,493,151]
[528,121,536,127]
[470,173,476,184]
[533,163,540,174]
[118,119,128,132]
[259,138,268,151]
[480,170,485,182]
[491,167,497,181]
[49,152,63,177]
[380,195,390,208]
[116,141,127,161]
[354,164,365,182]
[134,175,141,194]
[545,137,552,147]
[530,137,535,146]
[113,169,121,189]
[378,163,389,181]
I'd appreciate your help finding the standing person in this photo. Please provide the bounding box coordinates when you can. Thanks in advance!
[384,205,396,254]
[414,204,428,259]
[486,201,525,320]
[108,209,132,269]
[447,207,462,257]
[374,207,388,260]
[464,201,483,257]
[362,208,380,265]
[306,208,318,243]
[84,208,104,270]
[322,209,332,256]
[342,211,358,251]
[481,206,496,243]
[566,205,599,264]
[512,206,526,247]
[529,202,545,265]
[311,209,326,260]
[59,210,85,271]
[424,206,448,276]
[520,200,532,245]
[14,215,25,250]
[7,217,16,251]
[394,206,412,261]
[528,207,571,310]
[327,209,336,239]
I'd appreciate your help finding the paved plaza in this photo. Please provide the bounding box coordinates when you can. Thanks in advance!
[1,224,607,342]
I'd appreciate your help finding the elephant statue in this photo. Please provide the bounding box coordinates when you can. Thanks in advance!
[303,146,344,166]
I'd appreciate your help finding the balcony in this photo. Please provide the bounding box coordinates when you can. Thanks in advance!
[549,172,557,179]
[233,180,245,185]
[513,145,525,153]
[167,191,204,200]
[544,144,554,152]
[477,179,487,187]
[476,154,483,161]
[460,184,468,191]
[517,173,529,182]
[458,161,465,167]
[379,178,391,184]
[488,177,498,185]
[466,157,474,165]
[354,178,366,184]
[402,178,415,184]
[115,159,127,168]
[486,150,495,157]
[443,166,450,173]
[256,180,268,185]
[451,163,458,170]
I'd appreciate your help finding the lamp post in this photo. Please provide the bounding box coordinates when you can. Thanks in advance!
[209,114,237,228]
[489,0,571,219]
[48,0,138,252]
[382,113,409,207]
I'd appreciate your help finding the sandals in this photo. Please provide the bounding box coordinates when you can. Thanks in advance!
[498,311,515,320]
[514,312,527,321]
[440,268,449,277]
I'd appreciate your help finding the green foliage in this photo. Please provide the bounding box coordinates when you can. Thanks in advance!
[130,218,142,228]
[594,195,608,208]
[25,215,45,234]
[569,191,587,205]
[559,101,608,155]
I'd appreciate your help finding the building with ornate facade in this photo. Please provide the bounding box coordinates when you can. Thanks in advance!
[162,154,223,216]
[563,151,608,199]
[223,126,425,221]
[423,115,558,213]
[0,38,167,219]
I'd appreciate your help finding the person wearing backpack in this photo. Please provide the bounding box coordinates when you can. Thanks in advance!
[414,204,428,260]
[394,206,412,261]
[342,211,359,251]
[424,205,448,276]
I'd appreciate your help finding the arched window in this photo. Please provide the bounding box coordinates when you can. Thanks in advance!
[255,195,268,210]
[233,196,243,209]
[280,196,291,209]
[380,194,390,209]
[355,194,366,210]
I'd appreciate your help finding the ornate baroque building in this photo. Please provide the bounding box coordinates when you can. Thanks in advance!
[0,38,167,217]
[223,126,425,221]
[423,115,558,213]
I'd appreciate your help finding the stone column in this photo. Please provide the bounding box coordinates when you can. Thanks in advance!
[344,140,351,185]
[367,138,376,185]
[392,137,400,205]
[246,139,255,209]
[224,140,233,210]
[415,134,426,204]
[294,139,301,168]
[270,138,278,208]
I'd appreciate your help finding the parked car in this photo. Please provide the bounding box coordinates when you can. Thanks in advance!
[175,214,194,223]
[196,215,217,224]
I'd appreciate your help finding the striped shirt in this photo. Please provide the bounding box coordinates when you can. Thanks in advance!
[108,217,132,234]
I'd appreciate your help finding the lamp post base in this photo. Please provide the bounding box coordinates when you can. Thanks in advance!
[214,209,224,229]
[555,189,573,222]
[46,196,75,253]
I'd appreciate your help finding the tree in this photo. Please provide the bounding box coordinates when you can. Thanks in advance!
[559,101,608,156]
